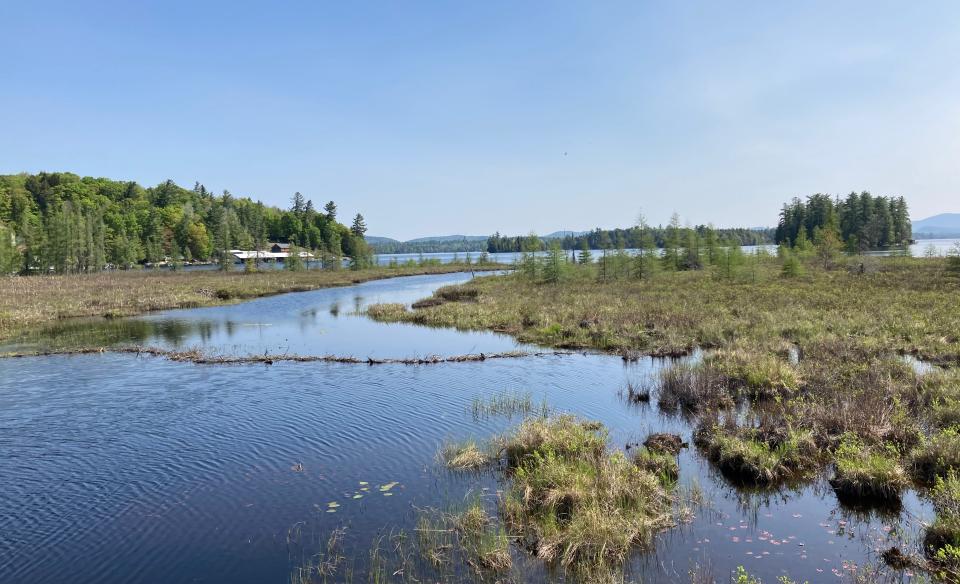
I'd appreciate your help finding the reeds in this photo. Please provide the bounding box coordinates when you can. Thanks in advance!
[470,390,546,420]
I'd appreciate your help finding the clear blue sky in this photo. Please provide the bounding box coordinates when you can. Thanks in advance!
[3,1,958,240]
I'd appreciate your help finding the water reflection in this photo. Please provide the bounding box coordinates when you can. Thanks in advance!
[5,272,526,359]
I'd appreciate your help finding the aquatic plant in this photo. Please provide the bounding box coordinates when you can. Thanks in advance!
[440,439,492,470]
[470,390,546,420]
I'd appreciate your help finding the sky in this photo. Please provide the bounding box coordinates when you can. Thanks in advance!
[2,1,959,240]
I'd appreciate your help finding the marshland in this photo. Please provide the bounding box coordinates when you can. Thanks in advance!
[2,234,960,583]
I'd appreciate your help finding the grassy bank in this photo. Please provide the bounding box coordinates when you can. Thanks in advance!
[0,263,501,343]
[368,256,960,362]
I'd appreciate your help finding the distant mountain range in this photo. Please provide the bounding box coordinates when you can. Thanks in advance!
[367,231,584,245]
[366,231,588,254]
[913,213,960,238]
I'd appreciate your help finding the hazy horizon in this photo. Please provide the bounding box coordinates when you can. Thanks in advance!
[3,2,959,240]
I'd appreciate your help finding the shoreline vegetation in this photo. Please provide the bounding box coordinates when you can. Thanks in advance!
[368,247,960,579]
[0,262,503,344]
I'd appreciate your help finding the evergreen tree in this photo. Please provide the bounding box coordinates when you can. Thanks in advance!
[543,241,566,283]
[947,243,960,282]
[703,224,719,265]
[351,213,367,237]
[324,201,337,221]
[286,242,305,271]
[633,221,658,280]
[291,192,306,215]
[715,237,745,280]
[781,249,804,278]
[813,225,843,270]
[519,232,541,280]
[661,213,682,271]
[326,231,343,271]
[577,238,593,265]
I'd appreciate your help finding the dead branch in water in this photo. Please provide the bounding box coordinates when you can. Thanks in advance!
[0,345,571,366]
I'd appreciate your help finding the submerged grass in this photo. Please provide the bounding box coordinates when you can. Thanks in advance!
[470,390,547,421]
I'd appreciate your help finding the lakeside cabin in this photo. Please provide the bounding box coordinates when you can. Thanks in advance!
[230,242,314,263]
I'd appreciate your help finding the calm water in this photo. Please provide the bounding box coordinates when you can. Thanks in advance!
[371,238,960,266]
[0,273,934,583]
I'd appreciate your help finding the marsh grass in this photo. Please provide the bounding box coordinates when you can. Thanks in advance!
[829,433,909,504]
[497,415,674,574]
[369,257,960,362]
[0,263,502,342]
[925,472,960,579]
[470,390,547,421]
[440,439,493,470]
[694,422,821,486]
[912,427,960,485]
[632,447,680,484]
[620,378,653,404]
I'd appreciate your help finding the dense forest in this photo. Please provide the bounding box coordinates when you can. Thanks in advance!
[486,224,775,253]
[0,172,371,274]
[775,192,911,250]
[369,238,487,254]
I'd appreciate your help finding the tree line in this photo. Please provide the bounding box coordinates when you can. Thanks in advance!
[0,172,372,274]
[775,192,911,251]
[487,224,774,254]
[369,238,487,254]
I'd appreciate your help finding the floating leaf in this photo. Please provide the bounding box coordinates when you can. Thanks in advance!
[327,502,340,508]
[353,494,363,499]
[379,481,399,492]
[359,481,369,485]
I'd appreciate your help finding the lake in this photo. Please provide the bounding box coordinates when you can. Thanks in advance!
[0,272,933,583]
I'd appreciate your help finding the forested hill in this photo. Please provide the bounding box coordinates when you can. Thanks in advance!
[0,172,370,273]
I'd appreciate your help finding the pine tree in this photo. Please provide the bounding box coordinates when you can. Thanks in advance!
[947,243,960,282]
[351,213,367,237]
[715,237,745,280]
[326,231,343,271]
[577,238,593,265]
[286,242,305,271]
[633,222,658,280]
[814,226,843,270]
[291,192,306,215]
[781,249,804,278]
[324,201,337,221]
[543,241,566,283]
[661,213,682,271]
